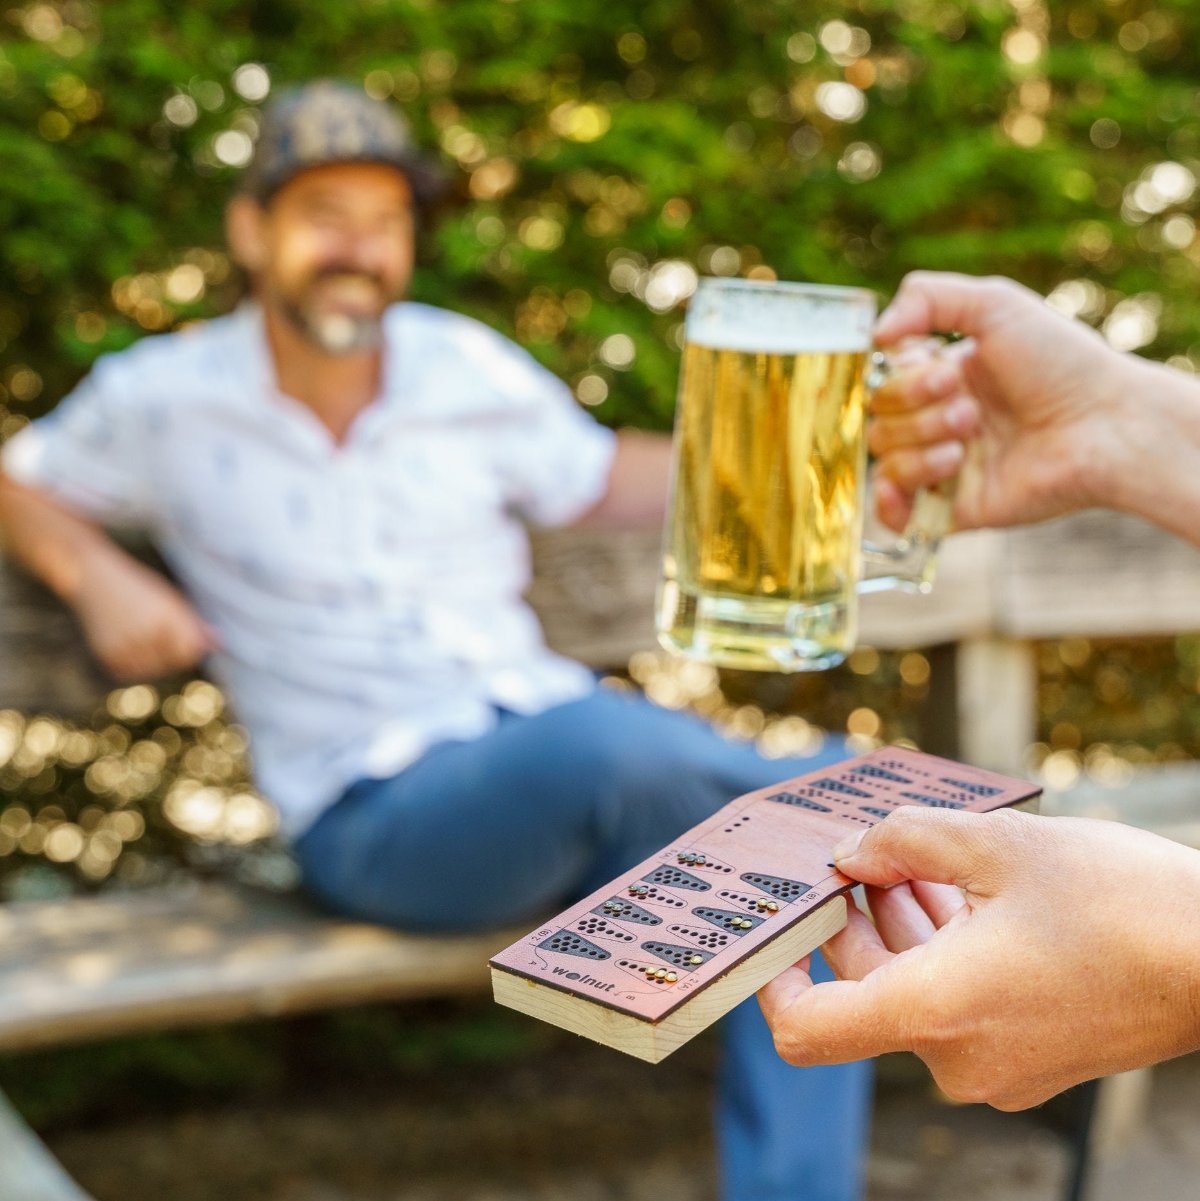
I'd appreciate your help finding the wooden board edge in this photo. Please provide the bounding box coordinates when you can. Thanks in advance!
[491,895,848,1064]
[645,894,848,1057]
[492,968,663,1062]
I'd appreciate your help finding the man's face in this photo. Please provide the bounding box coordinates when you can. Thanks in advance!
[246,162,416,353]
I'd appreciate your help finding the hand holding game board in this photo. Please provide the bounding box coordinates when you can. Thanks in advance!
[491,747,1040,1063]
[761,803,1200,1110]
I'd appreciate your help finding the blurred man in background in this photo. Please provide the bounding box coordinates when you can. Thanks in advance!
[0,82,870,1201]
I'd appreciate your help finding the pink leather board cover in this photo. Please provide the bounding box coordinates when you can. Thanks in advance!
[490,747,1040,1024]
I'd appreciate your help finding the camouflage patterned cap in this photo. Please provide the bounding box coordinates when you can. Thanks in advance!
[240,79,445,205]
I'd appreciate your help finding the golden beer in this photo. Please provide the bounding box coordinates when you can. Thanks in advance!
[657,280,876,671]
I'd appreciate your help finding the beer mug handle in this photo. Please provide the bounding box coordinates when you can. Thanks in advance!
[859,350,957,596]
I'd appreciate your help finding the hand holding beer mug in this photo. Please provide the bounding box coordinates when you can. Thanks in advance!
[656,278,952,672]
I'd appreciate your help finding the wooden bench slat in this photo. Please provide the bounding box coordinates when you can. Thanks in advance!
[524,526,660,665]
[7,514,1200,719]
[998,510,1200,638]
[0,882,519,1054]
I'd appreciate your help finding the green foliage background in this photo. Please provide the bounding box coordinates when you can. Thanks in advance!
[3,0,1200,431]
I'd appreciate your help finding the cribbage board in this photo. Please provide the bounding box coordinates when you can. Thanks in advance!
[490,747,1040,1062]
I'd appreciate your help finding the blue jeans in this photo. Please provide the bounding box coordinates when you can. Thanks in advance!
[296,689,871,1201]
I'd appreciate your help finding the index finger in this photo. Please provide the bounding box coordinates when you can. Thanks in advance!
[833,806,1033,896]
[875,272,1033,346]
[872,360,961,416]
[873,335,978,417]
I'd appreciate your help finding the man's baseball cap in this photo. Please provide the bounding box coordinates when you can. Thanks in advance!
[240,79,446,206]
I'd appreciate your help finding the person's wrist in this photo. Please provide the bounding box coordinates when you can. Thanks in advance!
[1092,356,1200,530]
[1171,852,1200,1052]
[1146,849,1200,1062]
[1073,351,1161,512]
[67,540,129,609]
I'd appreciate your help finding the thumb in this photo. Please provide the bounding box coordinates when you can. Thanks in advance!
[832,806,1033,892]
[874,271,1035,347]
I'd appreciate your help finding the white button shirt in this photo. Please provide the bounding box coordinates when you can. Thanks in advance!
[3,303,617,837]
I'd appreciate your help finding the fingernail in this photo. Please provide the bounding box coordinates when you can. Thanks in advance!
[926,442,965,474]
[945,397,976,434]
[874,307,899,342]
[832,831,864,862]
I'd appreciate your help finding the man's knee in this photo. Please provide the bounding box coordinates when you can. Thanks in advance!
[518,691,670,776]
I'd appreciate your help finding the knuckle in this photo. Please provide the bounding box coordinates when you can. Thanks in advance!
[984,805,1025,834]
[979,806,1037,855]
[917,403,948,438]
[974,807,1050,881]
[889,448,926,486]
[982,275,1032,310]
[867,417,899,453]
[883,805,935,835]
[901,270,935,292]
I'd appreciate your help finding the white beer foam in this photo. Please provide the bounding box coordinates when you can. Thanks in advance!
[686,280,875,354]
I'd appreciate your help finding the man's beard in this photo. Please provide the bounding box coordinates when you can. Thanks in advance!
[275,268,390,354]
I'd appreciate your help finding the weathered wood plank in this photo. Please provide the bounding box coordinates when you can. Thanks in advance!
[861,511,1200,645]
[997,510,1200,638]
[0,881,521,1053]
[6,512,1200,719]
[0,567,112,720]
[526,526,660,666]
[858,529,1001,648]
[0,528,668,718]
[0,1091,94,1201]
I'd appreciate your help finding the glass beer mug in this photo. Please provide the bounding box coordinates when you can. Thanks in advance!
[656,277,951,672]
